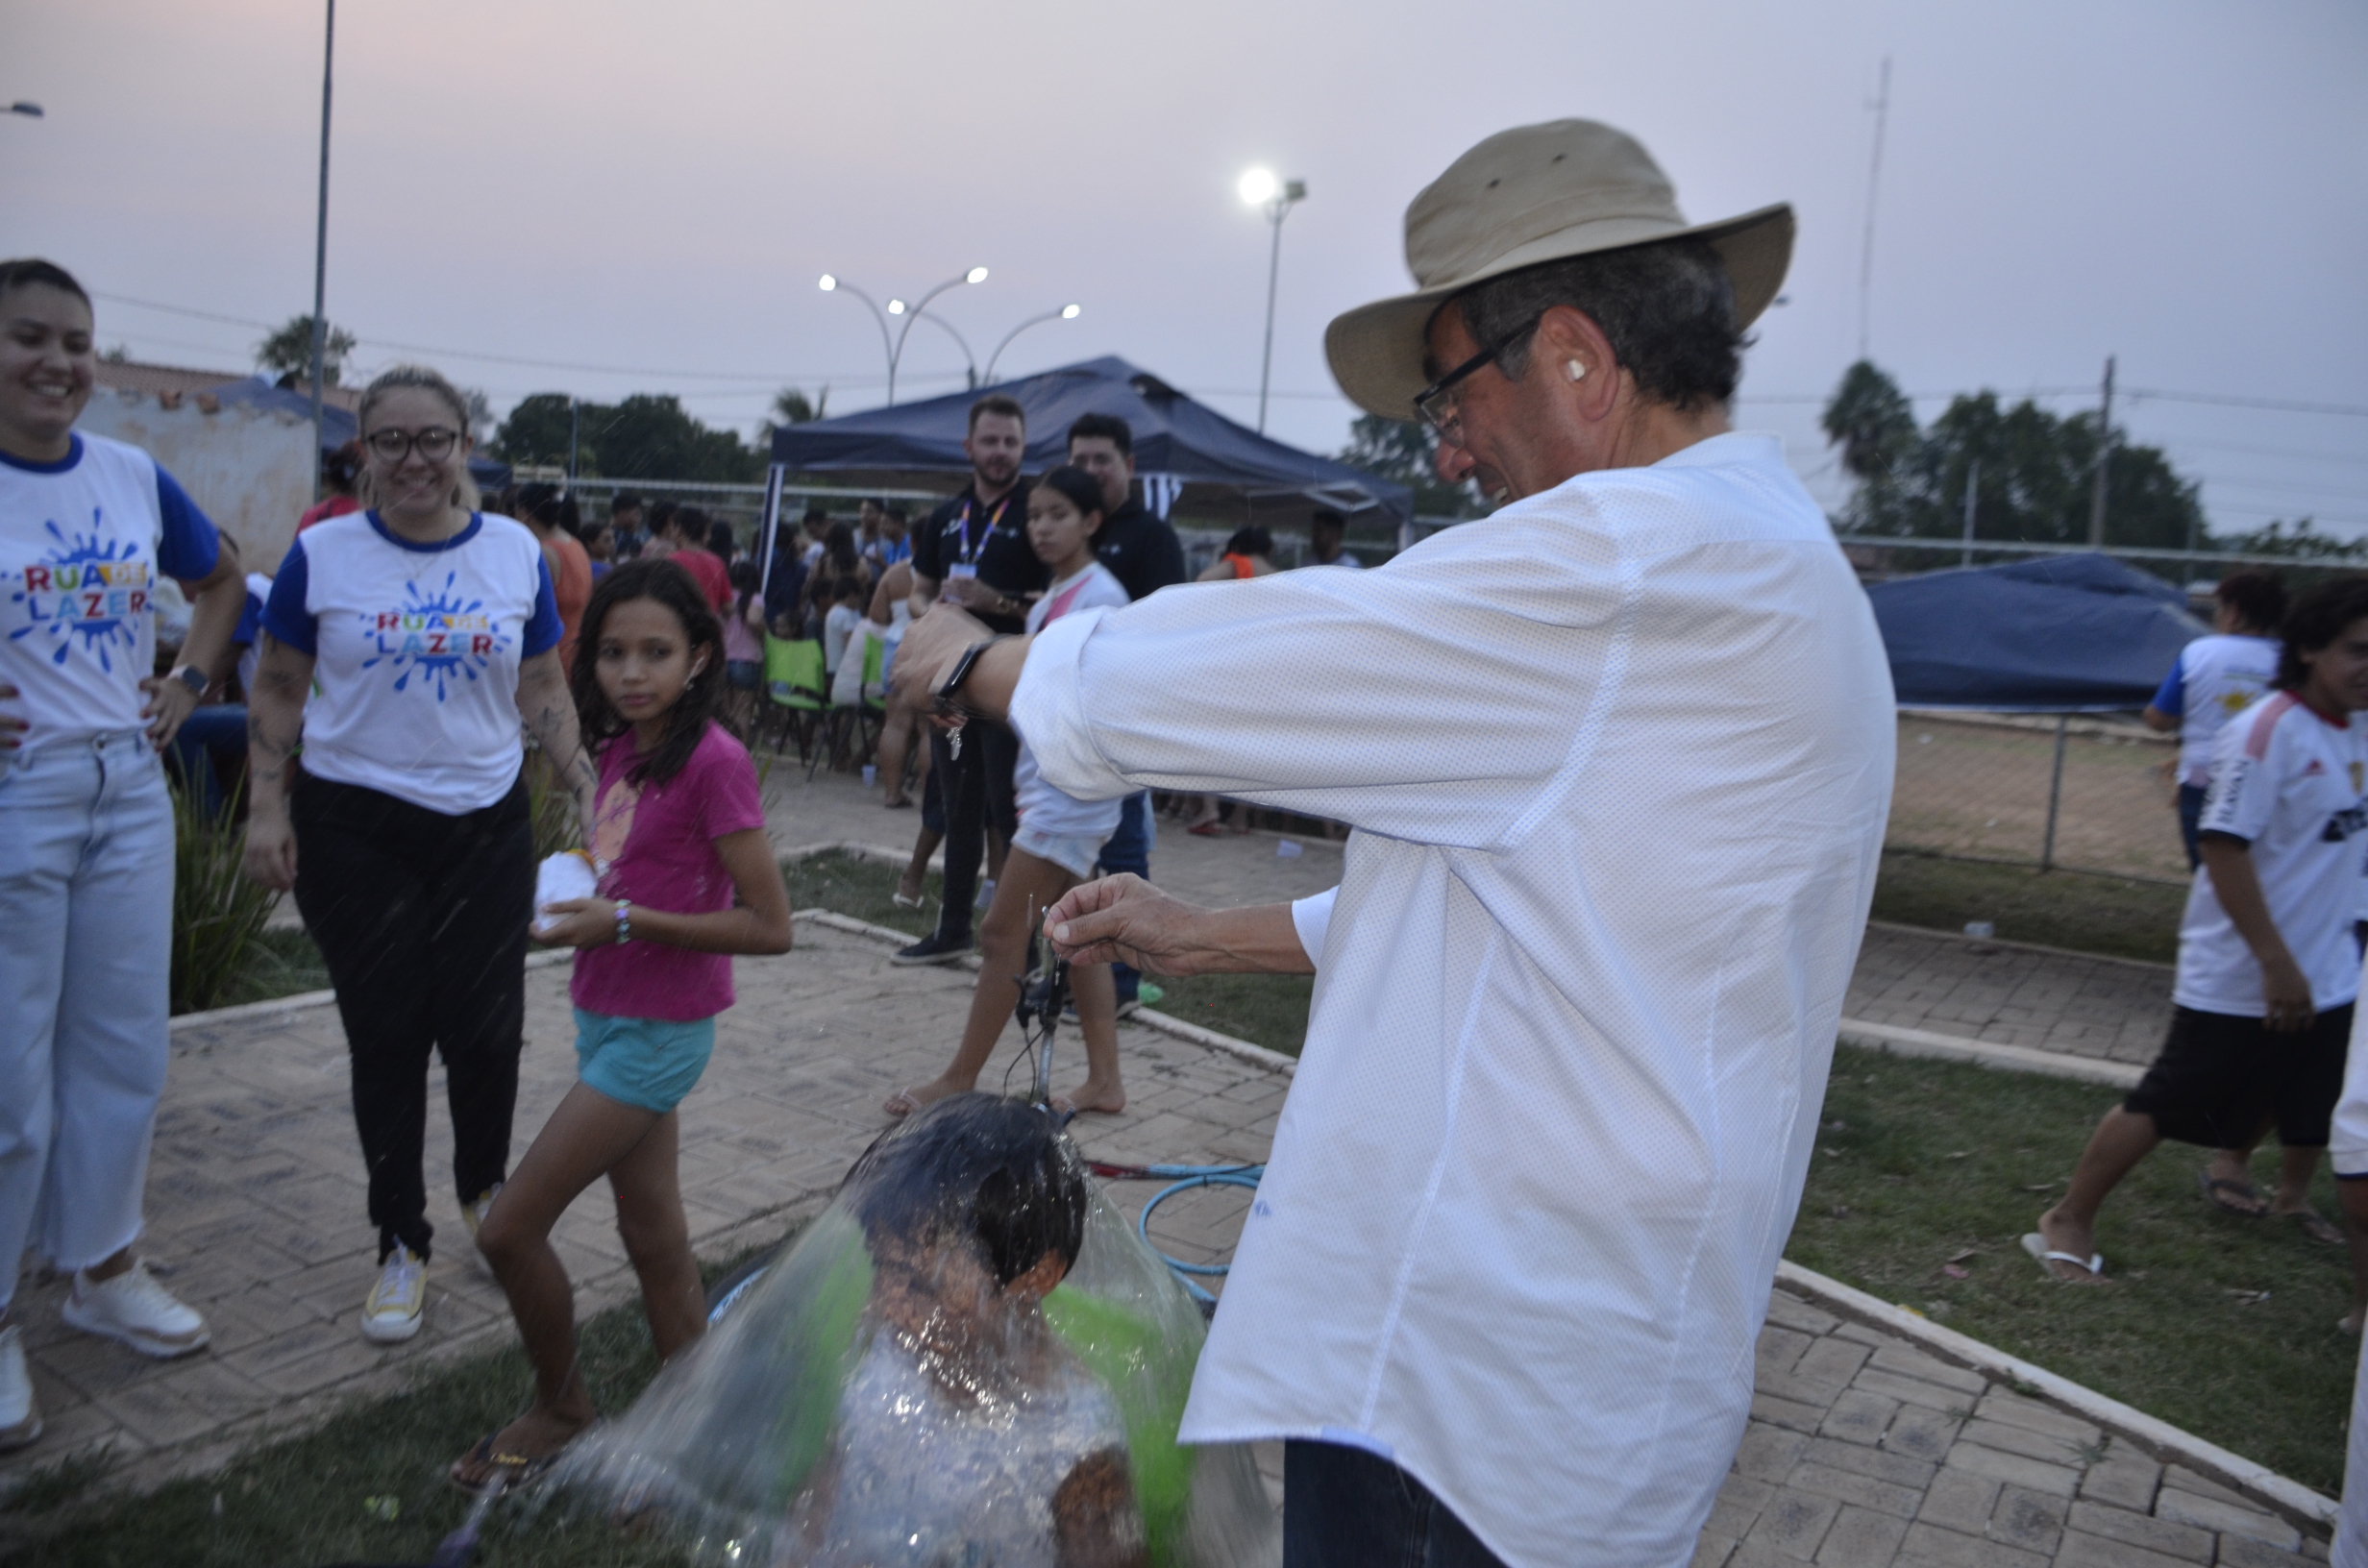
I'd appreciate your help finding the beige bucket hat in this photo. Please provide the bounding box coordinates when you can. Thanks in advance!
[1324,119,1793,421]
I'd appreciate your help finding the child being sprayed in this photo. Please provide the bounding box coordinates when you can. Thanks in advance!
[797,1093,1147,1567]
[450,556,794,1493]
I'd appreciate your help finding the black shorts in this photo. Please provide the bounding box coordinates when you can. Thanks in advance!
[2123,1002,2352,1147]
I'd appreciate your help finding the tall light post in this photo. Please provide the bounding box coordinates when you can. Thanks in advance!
[983,305,1080,384]
[819,265,985,405]
[1239,167,1306,434]
[308,0,335,495]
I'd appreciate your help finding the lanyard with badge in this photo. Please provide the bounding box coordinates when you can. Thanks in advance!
[945,492,1015,581]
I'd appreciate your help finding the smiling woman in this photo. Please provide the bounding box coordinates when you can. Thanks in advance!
[0,257,249,1456]
[237,360,603,1350]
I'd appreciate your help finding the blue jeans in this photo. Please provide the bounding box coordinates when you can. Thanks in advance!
[168,702,249,821]
[0,733,175,1307]
[1096,791,1152,999]
[1284,1439,1510,1568]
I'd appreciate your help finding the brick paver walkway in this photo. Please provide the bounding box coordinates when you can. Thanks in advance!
[1847,924,2173,1067]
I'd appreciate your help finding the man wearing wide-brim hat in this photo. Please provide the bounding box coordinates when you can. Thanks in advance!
[892,119,1897,1567]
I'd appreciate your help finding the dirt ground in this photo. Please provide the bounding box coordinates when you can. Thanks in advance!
[1887,714,2190,882]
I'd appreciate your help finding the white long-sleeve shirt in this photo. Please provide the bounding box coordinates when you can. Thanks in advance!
[1011,431,1896,1567]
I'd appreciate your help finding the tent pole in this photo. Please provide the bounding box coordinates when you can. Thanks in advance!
[757,464,786,603]
[2040,714,2069,872]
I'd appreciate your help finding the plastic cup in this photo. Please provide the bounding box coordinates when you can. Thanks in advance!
[862,765,877,786]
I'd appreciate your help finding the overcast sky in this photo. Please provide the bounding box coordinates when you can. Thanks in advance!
[7,0,2363,533]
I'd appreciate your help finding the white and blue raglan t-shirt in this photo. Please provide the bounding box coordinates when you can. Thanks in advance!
[262,510,559,815]
[0,431,222,755]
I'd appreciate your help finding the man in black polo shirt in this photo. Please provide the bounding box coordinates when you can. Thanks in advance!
[1067,412,1187,1011]
[893,393,1047,965]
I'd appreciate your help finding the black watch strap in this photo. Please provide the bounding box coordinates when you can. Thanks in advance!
[936,636,1010,706]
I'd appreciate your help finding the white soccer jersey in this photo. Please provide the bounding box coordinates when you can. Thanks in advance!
[2153,633,2282,787]
[2178,691,2368,1016]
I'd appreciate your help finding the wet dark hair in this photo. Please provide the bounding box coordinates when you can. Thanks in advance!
[845,1094,1089,1287]
[572,557,734,786]
[2215,570,2286,637]
[2274,576,2368,692]
[1223,526,1273,558]
[1067,412,1133,459]
[0,258,90,310]
[1031,466,1106,527]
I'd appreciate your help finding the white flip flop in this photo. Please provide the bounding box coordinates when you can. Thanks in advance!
[2020,1232,2105,1282]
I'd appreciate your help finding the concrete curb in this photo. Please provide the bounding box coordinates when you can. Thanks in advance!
[1864,918,2177,975]
[1836,1018,2144,1089]
[170,950,571,1035]
[1773,1260,2339,1531]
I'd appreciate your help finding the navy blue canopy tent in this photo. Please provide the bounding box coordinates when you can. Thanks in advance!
[206,377,513,491]
[1866,552,2206,712]
[766,355,1411,525]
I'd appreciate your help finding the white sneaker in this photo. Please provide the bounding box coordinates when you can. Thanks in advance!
[360,1247,427,1343]
[459,1187,502,1279]
[0,1323,40,1451]
[62,1261,210,1360]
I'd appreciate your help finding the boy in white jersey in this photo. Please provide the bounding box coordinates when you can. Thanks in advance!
[2035,579,2368,1281]
[2144,570,2286,870]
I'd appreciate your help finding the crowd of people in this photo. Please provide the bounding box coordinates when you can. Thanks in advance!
[6,105,2368,1568]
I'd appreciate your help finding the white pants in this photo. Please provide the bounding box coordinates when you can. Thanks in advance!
[0,732,173,1307]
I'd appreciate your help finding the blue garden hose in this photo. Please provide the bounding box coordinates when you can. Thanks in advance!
[1130,1165,1265,1307]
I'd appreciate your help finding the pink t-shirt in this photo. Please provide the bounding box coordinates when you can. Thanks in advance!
[572,721,768,1022]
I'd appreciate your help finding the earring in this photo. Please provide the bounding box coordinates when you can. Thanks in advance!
[1565,359,1588,382]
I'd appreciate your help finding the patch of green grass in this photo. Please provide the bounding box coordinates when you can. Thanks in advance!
[1871,848,2185,965]
[785,848,942,938]
[1147,973,1313,1057]
[1788,1047,2355,1493]
[11,1249,785,1567]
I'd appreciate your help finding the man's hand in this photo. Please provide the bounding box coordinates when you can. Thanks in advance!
[890,600,993,723]
[2260,951,2317,1033]
[1044,874,1317,978]
[138,673,201,749]
[936,576,1006,615]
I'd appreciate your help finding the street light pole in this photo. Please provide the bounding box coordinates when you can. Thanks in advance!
[909,313,978,390]
[983,305,1081,385]
[308,0,335,496]
[1239,169,1306,434]
[822,267,984,405]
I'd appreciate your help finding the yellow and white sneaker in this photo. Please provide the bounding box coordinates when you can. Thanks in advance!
[360,1247,427,1343]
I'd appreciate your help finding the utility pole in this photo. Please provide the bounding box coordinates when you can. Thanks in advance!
[308,0,335,497]
[2087,355,2115,548]
[1857,56,1890,363]
[1961,458,1979,568]
[566,397,579,486]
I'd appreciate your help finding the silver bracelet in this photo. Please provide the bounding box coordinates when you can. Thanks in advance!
[614,899,631,944]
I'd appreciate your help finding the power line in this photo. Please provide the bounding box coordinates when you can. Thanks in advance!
[2123,388,2368,418]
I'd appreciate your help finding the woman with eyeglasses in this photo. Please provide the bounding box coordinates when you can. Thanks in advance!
[242,364,599,1348]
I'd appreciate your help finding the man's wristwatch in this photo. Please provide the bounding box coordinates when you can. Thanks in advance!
[168,665,209,699]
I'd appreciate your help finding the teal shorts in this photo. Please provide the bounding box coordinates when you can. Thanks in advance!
[573,1008,717,1114]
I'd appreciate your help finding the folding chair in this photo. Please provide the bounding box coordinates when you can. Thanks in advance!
[810,629,891,780]
[762,635,826,763]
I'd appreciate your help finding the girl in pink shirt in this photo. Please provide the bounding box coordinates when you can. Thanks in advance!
[452,557,793,1494]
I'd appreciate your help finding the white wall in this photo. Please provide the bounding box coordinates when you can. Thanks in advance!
[76,390,313,576]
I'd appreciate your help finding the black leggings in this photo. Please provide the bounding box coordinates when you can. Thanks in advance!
[292,773,533,1262]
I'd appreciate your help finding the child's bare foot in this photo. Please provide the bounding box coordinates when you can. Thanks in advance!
[884,1075,972,1120]
[450,1404,593,1493]
[1054,1079,1126,1116]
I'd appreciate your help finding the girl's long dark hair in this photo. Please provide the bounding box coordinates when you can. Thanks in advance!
[572,557,736,786]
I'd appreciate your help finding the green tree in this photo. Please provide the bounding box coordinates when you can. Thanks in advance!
[2212,518,2368,562]
[1823,361,2206,552]
[773,387,826,426]
[255,315,358,385]
[1336,414,1479,519]
[490,392,761,483]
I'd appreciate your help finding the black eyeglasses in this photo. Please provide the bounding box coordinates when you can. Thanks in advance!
[364,427,460,463]
[1412,322,1537,440]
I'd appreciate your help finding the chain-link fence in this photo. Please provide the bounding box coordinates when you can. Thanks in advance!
[1887,710,2190,883]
